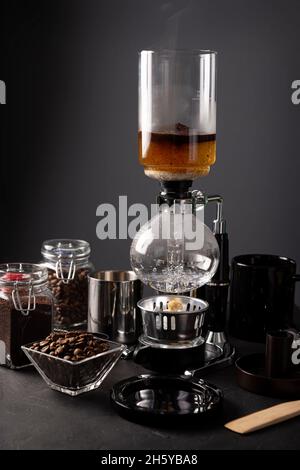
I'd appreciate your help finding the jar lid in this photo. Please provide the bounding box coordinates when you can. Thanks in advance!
[0,263,48,286]
[41,239,91,261]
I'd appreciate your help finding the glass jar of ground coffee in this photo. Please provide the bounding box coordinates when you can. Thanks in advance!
[41,239,93,330]
[0,263,53,369]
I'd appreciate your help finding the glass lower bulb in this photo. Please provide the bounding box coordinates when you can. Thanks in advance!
[130,208,220,293]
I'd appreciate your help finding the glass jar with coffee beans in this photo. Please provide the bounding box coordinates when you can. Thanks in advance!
[0,263,53,368]
[41,239,93,330]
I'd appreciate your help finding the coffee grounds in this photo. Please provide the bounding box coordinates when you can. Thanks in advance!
[0,297,52,368]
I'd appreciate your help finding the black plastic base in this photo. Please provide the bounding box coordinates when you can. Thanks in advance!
[133,342,205,373]
[132,340,230,376]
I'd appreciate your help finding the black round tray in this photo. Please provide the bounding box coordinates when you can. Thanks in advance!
[111,374,223,425]
[236,353,300,398]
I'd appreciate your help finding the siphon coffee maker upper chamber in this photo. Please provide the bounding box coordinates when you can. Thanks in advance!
[138,49,217,183]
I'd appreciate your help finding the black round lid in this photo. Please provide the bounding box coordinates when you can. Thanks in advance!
[111,374,223,424]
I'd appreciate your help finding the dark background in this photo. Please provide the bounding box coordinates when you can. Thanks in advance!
[2,0,300,299]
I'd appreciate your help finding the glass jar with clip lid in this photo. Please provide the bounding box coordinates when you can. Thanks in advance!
[0,263,53,368]
[41,239,93,330]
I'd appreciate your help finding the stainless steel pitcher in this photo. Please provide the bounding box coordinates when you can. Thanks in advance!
[88,271,143,345]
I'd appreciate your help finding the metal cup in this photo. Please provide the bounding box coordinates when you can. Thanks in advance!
[88,271,143,345]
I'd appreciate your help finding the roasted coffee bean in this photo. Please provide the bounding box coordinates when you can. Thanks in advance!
[58,338,69,345]
[55,346,65,355]
[31,330,110,362]
[50,333,60,341]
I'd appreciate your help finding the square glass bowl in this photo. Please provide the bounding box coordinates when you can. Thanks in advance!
[22,337,125,396]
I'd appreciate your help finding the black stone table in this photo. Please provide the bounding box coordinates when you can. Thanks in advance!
[0,339,299,450]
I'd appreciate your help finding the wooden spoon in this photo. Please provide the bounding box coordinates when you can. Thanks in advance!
[225,400,300,434]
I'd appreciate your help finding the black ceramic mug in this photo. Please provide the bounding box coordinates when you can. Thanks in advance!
[229,254,300,343]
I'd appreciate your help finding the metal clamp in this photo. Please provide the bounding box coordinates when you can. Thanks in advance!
[191,191,226,234]
[55,257,76,284]
[206,195,226,235]
[12,282,36,316]
[191,190,205,213]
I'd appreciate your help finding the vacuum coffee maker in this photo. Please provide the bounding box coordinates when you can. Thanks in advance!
[130,50,234,375]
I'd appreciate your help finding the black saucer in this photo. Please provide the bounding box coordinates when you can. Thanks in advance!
[111,374,223,425]
[236,353,300,398]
